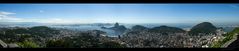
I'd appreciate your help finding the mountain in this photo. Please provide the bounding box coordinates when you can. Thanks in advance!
[131,25,148,31]
[149,25,186,33]
[188,22,217,36]
[114,22,120,27]
[101,22,127,35]
[111,25,127,32]
[28,26,60,37]
[109,22,127,31]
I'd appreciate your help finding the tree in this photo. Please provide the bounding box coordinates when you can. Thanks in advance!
[17,40,40,48]
[99,41,125,48]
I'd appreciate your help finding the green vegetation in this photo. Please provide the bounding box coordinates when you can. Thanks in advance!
[45,34,125,48]
[29,26,59,37]
[131,25,148,31]
[0,26,126,48]
[211,27,239,48]
[189,22,217,36]
[99,41,126,48]
[0,26,57,48]
[17,40,40,48]
[0,26,57,43]
[46,39,73,48]
[149,25,186,33]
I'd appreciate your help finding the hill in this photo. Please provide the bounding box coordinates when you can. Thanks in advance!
[149,25,186,33]
[188,22,217,36]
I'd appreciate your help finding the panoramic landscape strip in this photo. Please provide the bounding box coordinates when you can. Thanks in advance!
[0,4,239,48]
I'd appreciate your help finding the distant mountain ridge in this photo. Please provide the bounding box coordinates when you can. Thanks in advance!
[127,22,218,36]
[131,25,148,31]
[188,22,217,36]
[149,25,186,33]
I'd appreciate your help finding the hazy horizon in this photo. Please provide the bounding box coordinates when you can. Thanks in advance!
[0,4,239,24]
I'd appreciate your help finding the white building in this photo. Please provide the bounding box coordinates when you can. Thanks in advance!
[202,45,209,48]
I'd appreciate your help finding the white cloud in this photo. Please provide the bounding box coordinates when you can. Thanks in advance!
[31,18,70,24]
[229,5,239,8]
[0,11,15,15]
[0,11,16,20]
[39,10,44,13]
[4,17,23,21]
[0,11,24,22]
[0,11,92,24]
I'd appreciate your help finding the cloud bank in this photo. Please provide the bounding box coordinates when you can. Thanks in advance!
[0,11,24,22]
[0,11,93,24]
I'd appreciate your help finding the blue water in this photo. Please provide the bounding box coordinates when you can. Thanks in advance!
[48,25,118,37]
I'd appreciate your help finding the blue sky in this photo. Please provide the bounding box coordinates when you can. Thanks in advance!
[0,4,239,24]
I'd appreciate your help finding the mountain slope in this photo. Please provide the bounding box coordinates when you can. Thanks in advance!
[189,22,217,36]
[149,25,186,33]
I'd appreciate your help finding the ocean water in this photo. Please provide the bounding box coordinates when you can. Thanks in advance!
[48,25,118,37]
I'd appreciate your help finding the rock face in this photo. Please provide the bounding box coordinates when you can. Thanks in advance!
[114,22,120,28]
[149,25,186,33]
[188,22,217,36]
